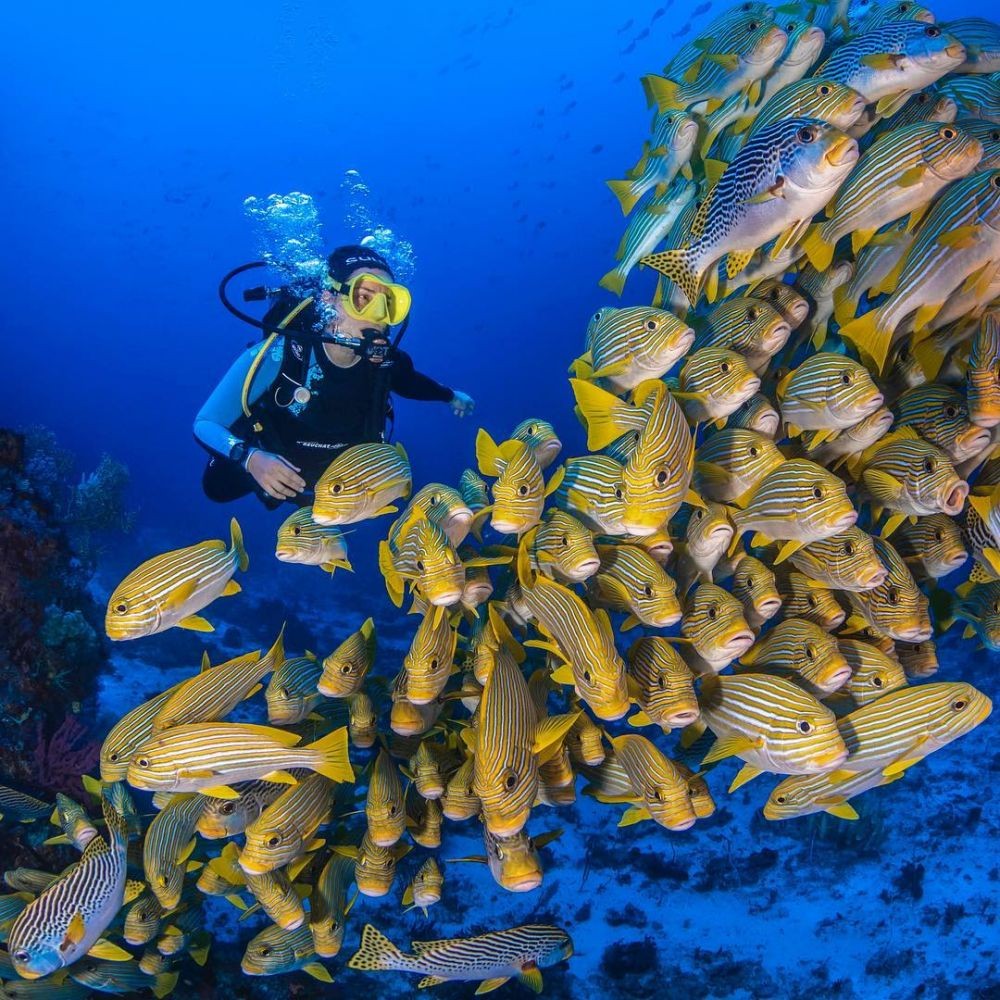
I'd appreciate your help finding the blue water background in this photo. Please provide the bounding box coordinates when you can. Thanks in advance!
[2,1,999,996]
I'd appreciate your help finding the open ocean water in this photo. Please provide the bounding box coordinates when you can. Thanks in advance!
[1,1,998,997]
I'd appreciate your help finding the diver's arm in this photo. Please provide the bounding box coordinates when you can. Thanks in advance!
[389,350,456,402]
[193,342,282,459]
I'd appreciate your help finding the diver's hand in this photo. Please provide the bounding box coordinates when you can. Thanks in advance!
[450,390,475,418]
[246,451,306,500]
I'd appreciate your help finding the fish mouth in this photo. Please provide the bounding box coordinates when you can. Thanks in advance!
[832,509,859,531]
[665,707,700,728]
[761,323,792,352]
[569,557,601,579]
[274,547,304,562]
[754,413,781,436]
[725,630,757,655]
[786,302,810,326]
[238,856,271,876]
[942,481,969,514]
[819,662,853,692]
[944,42,967,60]
[940,551,969,572]
[590,696,632,722]
[427,586,465,607]
[896,622,933,642]
[662,813,698,832]
[860,565,889,589]
[861,391,885,414]
[823,609,848,630]
[825,136,859,167]
[955,427,992,458]
[503,870,544,893]
[814,745,849,770]
[755,596,783,619]
[444,510,473,536]
[484,812,530,839]
[490,517,528,535]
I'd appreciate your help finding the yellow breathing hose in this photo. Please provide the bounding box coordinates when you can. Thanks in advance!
[240,296,314,419]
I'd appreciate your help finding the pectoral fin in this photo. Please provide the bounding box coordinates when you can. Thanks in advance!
[177,615,214,633]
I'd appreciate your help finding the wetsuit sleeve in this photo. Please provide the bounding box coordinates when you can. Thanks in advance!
[193,340,283,457]
[390,350,455,403]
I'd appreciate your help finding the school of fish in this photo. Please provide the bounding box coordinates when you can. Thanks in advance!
[2,2,999,996]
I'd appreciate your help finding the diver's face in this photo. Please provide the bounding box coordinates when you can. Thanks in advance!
[322,266,392,343]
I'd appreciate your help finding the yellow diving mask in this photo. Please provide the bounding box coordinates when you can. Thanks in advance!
[326,272,412,325]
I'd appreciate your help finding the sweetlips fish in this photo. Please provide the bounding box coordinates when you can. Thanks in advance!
[743,77,868,139]
[802,121,983,271]
[694,427,785,504]
[126,722,353,797]
[850,0,935,34]
[449,825,561,893]
[347,922,573,993]
[196,778,289,840]
[598,179,700,298]
[727,392,782,436]
[46,794,98,851]
[846,535,932,641]
[0,787,50,825]
[836,637,908,707]
[644,18,788,114]
[815,20,966,117]
[677,347,762,423]
[607,111,699,215]
[695,672,848,787]
[396,483,475,548]
[364,750,406,848]
[309,853,353,959]
[509,418,563,471]
[641,117,859,306]
[739,617,852,694]
[626,635,700,730]
[312,442,411,525]
[729,553,782,628]
[403,858,443,916]
[8,788,130,979]
[243,867,307,929]
[894,638,939,678]
[893,383,992,463]
[552,454,628,535]
[606,734,699,830]
[966,311,1000,427]
[808,405,895,469]
[663,3,777,81]
[442,758,480,822]
[266,653,323,725]
[763,765,898,820]
[275,508,351,573]
[379,506,468,608]
[403,606,457,705]
[952,580,1000,648]
[574,305,695,390]
[937,73,1000,122]
[106,518,247,638]
[680,581,756,672]
[529,508,600,583]
[694,296,792,371]
[347,690,378,749]
[776,571,847,630]
[143,792,206,909]
[241,923,330,981]
[839,168,1000,373]
[68,958,178,998]
[893,513,969,580]
[748,277,811,329]
[673,502,736,594]
[943,18,1000,73]
[459,468,490,511]
[589,542,681,629]
[318,618,376,698]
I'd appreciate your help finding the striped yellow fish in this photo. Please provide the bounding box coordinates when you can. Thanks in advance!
[0,787,50,825]
[808,406,895,469]
[346,830,410,898]
[242,923,330,981]
[318,618,376,699]
[728,554,782,629]
[403,857,443,916]
[787,526,887,591]
[794,259,855,350]
[471,638,578,836]
[967,311,1000,428]
[893,513,969,580]
[442,757,480,822]
[727,392,782,438]
[677,347,762,423]
[347,922,573,991]
[47,794,97,851]
[389,668,445,738]
[764,766,898,820]
[312,442,411,526]
[407,739,458,800]
[398,483,475,548]
[740,617,852,694]
[588,542,680,630]
[309,853,353,959]
[674,502,735,595]
[69,957,178,997]
[744,78,867,140]
[836,638,908,707]
[731,458,858,560]
[407,793,444,849]
[509,418,563,471]
[694,428,785,505]
[574,306,695,390]
[106,518,247,639]
[748,278,811,330]
[348,690,378,749]
[243,867,306,930]
[459,468,490,512]
[152,630,284,733]
[365,749,406,848]
[894,383,992,464]
[680,582,756,673]
[953,580,1000,650]
[266,653,323,725]
[196,776,291,840]
[695,297,792,373]
[839,169,1000,373]
[564,710,606,766]
[624,635,699,732]
[552,454,628,536]
[846,536,932,641]
[9,788,129,979]
[802,122,983,271]
[776,352,885,447]
[516,534,630,721]
[241,773,333,874]
[127,722,353,797]
[462,826,560,893]
[894,638,939,678]
[143,792,205,909]
[777,571,847,631]
[275,507,351,573]
[379,506,467,608]
[529,509,600,583]
[403,607,457,705]
[123,891,165,946]
[696,672,848,788]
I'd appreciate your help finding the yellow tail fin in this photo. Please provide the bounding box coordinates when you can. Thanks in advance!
[641,74,684,111]
[640,246,702,308]
[598,268,627,297]
[230,517,249,572]
[568,379,643,450]
[838,307,894,375]
[800,223,834,273]
[606,178,641,216]
[307,727,354,783]
[347,923,405,972]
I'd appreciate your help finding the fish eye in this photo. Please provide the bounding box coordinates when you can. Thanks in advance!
[614,487,624,500]
[655,470,668,486]
[808,595,817,608]
[583,670,593,684]
[114,602,128,615]
[796,720,812,734]
[952,698,967,711]
[279,687,289,698]
[708,604,718,620]
[844,541,855,556]
[495,844,505,860]
[220,802,236,815]
[993,176,1000,190]
[748,20,759,30]
[798,126,816,143]
[293,525,301,535]
[430,658,439,670]
[944,405,958,417]
[934,530,943,542]
[645,319,658,332]
[747,306,759,321]
[266,834,280,847]
[841,371,852,385]
[416,560,425,572]
[528,425,537,435]
[925,25,940,36]
[805,645,815,661]
[332,484,342,494]
[749,445,759,457]
[518,485,529,496]
[721,362,731,373]
[259,947,271,957]
[992,131,1000,142]
[787,20,796,29]
[389,804,398,816]
[873,675,884,688]
[812,485,824,500]
[657,674,667,689]
[341,661,353,674]
[592,312,601,322]
[743,576,753,590]
[923,457,935,473]
[561,534,569,546]
[886,586,900,605]
[818,84,831,95]
[137,757,150,768]
[941,127,956,140]
[644,584,653,598]
[775,795,787,804]
[14,951,29,962]
[108,751,119,761]
[503,770,518,790]
[694,509,704,520]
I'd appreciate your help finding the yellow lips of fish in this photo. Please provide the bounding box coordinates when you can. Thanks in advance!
[318,618,376,698]
[312,442,411,526]
[476,429,561,537]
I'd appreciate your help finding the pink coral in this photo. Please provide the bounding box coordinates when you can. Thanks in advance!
[31,714,100,796]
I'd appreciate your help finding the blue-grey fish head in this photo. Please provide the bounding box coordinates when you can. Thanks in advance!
[774,118,859,192]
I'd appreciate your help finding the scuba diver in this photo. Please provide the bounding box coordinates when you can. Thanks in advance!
[195,244,474,507]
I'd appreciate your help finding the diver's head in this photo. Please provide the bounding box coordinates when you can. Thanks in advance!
[321,244,411,343]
